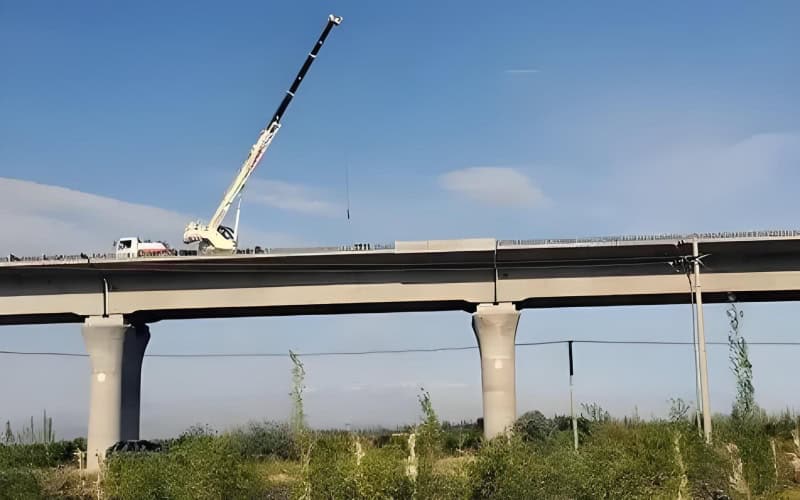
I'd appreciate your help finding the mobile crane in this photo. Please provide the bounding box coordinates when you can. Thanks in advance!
[182,14,343,253]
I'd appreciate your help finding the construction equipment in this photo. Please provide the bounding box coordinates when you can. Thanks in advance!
[115,237,175,258]
[183,14,343,253]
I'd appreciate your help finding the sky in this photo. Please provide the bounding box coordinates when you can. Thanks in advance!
[1,0,799,439]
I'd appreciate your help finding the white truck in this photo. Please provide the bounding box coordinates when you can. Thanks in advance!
[114,237,176,258]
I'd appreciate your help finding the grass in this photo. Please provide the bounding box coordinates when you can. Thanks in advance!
[1,410,798,499]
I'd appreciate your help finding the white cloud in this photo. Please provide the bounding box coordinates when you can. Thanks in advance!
[439,167,547,208]
[0,177,301,256]
[246,178,342,217]
[626,132,800,194]
[609,131,800,230]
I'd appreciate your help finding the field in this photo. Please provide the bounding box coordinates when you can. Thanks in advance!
[3,335,799,499]
[2,401,799,499]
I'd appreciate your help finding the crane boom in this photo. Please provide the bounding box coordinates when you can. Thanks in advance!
[183,14,343,252]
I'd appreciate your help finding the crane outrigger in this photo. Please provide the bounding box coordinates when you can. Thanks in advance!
[183,14,343,253]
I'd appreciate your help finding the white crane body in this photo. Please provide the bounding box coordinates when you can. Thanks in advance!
[182,14,343,254]
[182,120,281,252]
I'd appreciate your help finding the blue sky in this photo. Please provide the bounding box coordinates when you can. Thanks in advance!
[1,1,799,438]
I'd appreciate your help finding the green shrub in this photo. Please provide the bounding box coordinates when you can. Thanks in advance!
[467,422,729,499]
[441,421,482,454]
[298,433,419,500]
[104,433,259,500]
[0,469,42,500]
[468,437,576,499]
[176,423,217,441]
[716,414,778,496]
[762,409,799,440]
[302,432,357,499]
[512,411,556,443]
[512,412,591,447]
[674,424,729,498]
[579,421,681,498]
[0,440,80,469]
[103,452,168,500]
[168,435,258,499]
[416,389,443,457]
[553,414,592,436]
[356,445,413,499]
[228,420,296,460]
[419,455,472,500]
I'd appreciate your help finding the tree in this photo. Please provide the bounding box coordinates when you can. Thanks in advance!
[727,302,755,419]
[288,350,307,434]
[3,421,14,444]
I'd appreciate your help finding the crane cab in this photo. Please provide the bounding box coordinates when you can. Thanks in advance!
[115,237,137,258]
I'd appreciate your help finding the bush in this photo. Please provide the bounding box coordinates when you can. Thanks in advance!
[762,409,799,440]
[420,455,472,500]
[716,414,778,496]
[469,437,577,499]
[513,411,556,443]
[101,413,792,499]
[103,452,168,500]
[442,426,482,455]
[299,431,467,500]
[302,432,357,499]
[0,469,42,500]
[553,414,592,437]
[467,421,735,499]
[0,440,80,469]
[169,435,258,499]
[674,424,730,498]
[512,412,592,447]
[298,433,419,500]
[578,422,681,498]
[356,445,414,499]
[441,420,482,454]
[104,432,259,500]
[228,420,296,460]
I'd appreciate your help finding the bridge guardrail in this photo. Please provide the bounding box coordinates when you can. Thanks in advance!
[4,230,800,265]
[1,242,397,265]
[499,229,800,247]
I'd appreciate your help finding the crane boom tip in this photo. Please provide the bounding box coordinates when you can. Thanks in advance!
[329,14,343,25]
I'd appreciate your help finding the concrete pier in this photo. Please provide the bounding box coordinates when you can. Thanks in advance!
[472,302,520,439]
[82,315,149,471]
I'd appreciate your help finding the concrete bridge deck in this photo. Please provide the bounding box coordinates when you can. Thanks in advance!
[3,231,800,325]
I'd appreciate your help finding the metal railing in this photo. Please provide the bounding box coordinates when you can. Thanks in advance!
[3,230,799,265]
[499,229,800,247]
[1,242,397,265]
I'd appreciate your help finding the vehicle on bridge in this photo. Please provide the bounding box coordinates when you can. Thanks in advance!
[115,237,176,258]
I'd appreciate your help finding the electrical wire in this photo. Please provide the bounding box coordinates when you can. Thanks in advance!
[1,339,798,359]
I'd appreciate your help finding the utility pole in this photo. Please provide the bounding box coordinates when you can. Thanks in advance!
[690,273,703,436]
[568,341,578,451]
[693,239,713,443]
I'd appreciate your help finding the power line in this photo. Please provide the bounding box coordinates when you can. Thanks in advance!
[1,339,799,359]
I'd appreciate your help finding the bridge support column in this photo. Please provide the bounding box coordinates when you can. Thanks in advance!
[472,303,520,439]
[82,315,149,471]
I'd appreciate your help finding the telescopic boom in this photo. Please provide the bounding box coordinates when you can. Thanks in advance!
[183,14,343,252]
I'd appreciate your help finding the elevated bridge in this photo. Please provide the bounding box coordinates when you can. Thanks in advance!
[4,229,800,469]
